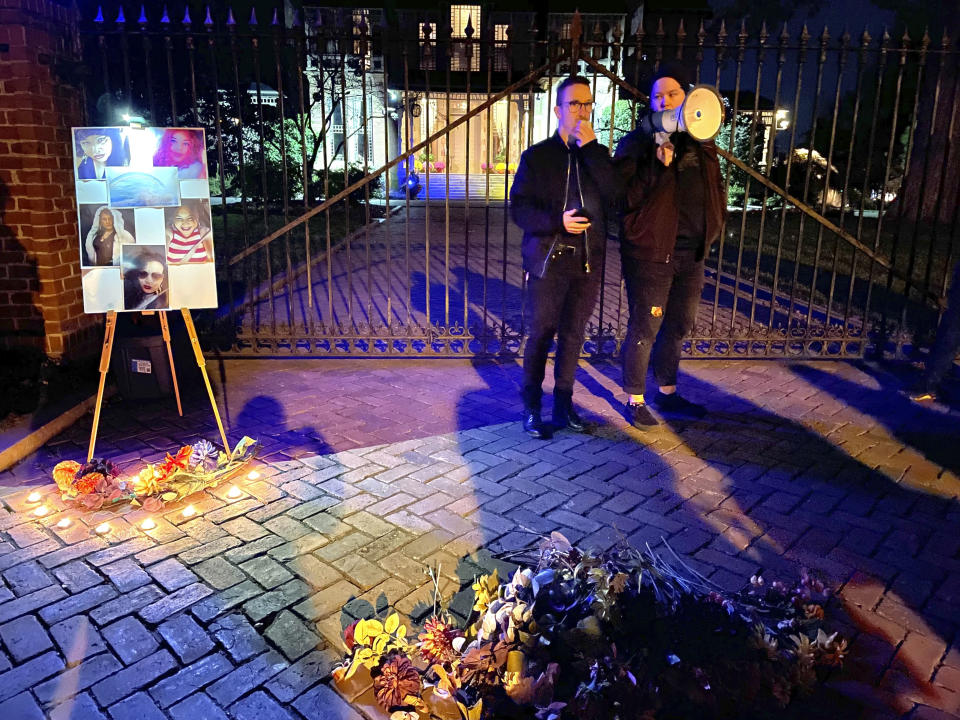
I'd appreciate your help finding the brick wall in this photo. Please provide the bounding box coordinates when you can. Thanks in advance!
[0,0,100,360]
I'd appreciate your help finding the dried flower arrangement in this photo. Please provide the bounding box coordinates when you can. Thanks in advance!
[336,532,846,720]
[51,436,257,512]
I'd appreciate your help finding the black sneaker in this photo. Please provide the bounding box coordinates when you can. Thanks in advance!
[626,402,658,428]
[652,391,706,419]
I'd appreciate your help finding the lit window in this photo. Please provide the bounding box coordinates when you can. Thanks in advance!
[494,23,509,71]
[450,5,480,37]
[450,5,481,71]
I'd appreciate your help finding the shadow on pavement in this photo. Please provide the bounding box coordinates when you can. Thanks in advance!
[790,361,960,476]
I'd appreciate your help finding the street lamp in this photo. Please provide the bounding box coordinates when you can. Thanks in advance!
[775,108,790,131]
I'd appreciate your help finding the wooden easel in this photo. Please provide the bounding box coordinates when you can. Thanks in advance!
[87,308,229,462]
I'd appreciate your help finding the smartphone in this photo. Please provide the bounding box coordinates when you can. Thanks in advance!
[572,208,592,222]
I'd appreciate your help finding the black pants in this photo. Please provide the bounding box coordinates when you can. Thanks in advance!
[922,260,960,391]
[522,246,601,409]
[621,249,704,396]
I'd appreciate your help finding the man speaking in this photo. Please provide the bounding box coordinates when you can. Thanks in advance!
[510,75,619,438]
[616,61,727,427]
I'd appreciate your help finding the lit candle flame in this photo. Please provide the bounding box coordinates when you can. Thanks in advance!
[182,505,196,518]
[33,505,49,517]
[95,523,110,534]
[227,485,242,498]
[141,518,156,530]
[247,470,260,481]
[27,491,42,503]
[56,517,71,528]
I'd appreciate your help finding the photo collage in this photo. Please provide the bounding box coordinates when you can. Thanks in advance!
[72,126,218,313]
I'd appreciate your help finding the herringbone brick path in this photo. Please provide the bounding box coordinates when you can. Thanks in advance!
[0,358,958,719]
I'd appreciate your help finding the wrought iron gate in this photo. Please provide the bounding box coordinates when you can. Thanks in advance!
[77,7,960,359]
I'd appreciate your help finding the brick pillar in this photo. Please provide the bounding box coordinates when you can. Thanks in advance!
[0,0,100,360]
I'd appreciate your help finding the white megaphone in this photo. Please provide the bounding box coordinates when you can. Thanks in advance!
[647,85,725,141]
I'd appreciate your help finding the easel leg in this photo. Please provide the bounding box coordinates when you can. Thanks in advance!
[88,310,117,462]
[180,309,230,453]
[158,311,183,417]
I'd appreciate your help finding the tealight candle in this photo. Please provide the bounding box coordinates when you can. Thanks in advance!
[95,523,110,534]
[56,517,72,528]
[182,505,196,518]
[140,518,156,530]
[33,505,49,517]
[227,485,243,499]
[247,470,260,481]
[27,491,41,503]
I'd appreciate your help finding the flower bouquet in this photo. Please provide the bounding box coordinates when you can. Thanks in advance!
[51,436,257,512]
[335,532,846,719]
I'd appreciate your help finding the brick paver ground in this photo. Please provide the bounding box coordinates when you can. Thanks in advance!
[0,357,958,719]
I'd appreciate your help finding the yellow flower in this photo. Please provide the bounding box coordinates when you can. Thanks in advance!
[472,569,500,614]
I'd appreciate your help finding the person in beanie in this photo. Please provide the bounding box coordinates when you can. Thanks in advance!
[615,60,727,427]
[510,75,619,438]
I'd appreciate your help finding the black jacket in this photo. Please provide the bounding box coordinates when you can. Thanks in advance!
[510,133,619,277]
[616,122,727,263]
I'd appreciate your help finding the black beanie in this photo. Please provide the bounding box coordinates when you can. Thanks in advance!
[649,60,693,94]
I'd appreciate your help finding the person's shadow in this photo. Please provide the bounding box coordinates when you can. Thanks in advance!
[790,361,960,475]
[587,362,960,715]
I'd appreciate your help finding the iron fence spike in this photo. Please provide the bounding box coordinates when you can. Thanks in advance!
[94,5,104,23]
[272,8,279,26]
[182,6,191,25]
[116,6,124,23]
[860,27,871,45]
[161,5,169,24]
[204,5,213,26]
[249,8,257,26]
[138,4,147,24]
[227,7,236,26]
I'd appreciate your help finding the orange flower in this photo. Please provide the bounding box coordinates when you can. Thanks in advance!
[373,652,421,710]
[53,461,82,491]
[75,472,104,495]
[417,616,462,665]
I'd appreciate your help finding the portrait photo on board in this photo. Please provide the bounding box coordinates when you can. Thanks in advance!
[152,128,208,179]
[106,166,180,208]
[164,200,214,265]
[122,245,169,311]
[78,205,136,267]
[74,127,130,181]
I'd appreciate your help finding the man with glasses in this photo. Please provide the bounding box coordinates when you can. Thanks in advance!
[510,75,619,438]
[616,61,726,427]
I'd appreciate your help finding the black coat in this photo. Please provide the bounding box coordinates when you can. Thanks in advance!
[615,122,727,263]
[510,133,620,277]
